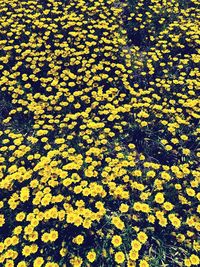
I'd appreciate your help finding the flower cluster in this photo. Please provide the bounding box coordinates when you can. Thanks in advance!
[0,0,199,266]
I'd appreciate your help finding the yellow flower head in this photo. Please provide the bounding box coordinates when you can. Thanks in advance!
[137,232,148,244]
[131,239,142,251]
[163,201,174,211]
[155,192,165,204]
[73,235,84,245]
[190,254,200,265]
[86,251,96,263]
[111,235,122,247]
[114,251,125,264]
[49,230,58,242]
[139,260,149,267]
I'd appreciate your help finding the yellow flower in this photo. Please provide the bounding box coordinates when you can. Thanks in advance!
[16,212,26,222]
[133,202,142,211]
[147,170,156,178]
[171,138,179,144]
[181,135,188,141]
[0,214,5,227]
[184,259,191,267]
[114,251,125,264]
[182,148,190,156]
[176,234,185,243]
[13,226,22,236]
[165,145,172,151]
[0,242,4,253]
[73,235,84,245]
[86,251,96,263]
[193,241,200,252]
[147,215,155,224]
[129,249,139,261]
[156,211,164,220]
[49,230,58,242]
[45,263,59,267]
[22,246,31,257]
[159,217,168,227]
[137,232,148,244]
[170,217,181,229]
[20,187,30,202]
[154,192,165,204]
[82,219,92,229]
[111,216,125,230]
[70,256,83,267]
[141,121,148,127]
[163,202,174,211]
[5,260,14,267]
[128,144,135,149]
[161,172,171,181]
[17,261,27,267]
[41,233,49,243]
[33,257,44,267]
[186,188,195,197]
[119,203,129,213]
[60,248,67,257]
[139,260,149,267]
[141,203,151,213]
[131,240,142,251]
[190,254,200,265]
[111,235,122,247]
